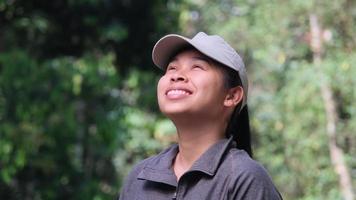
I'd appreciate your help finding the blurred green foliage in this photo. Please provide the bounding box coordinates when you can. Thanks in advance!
[0,0,179,199]
[0,50,127,199]
[0,0,355,200]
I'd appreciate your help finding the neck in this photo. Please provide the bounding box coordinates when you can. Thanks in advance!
[171,115,227,180]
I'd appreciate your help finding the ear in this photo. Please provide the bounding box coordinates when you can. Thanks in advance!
[224,86,244,107]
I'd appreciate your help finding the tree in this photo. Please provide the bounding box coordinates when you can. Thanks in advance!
[309,13,353,200]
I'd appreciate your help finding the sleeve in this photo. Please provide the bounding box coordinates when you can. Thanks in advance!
[229,159,283,200]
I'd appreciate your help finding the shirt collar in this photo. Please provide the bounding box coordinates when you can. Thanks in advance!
[137,137,234,186]
[189,136,234,175]
[137,143,179,187]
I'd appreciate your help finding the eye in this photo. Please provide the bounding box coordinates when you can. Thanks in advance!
[166,65,176,71]
[192,65,204,70]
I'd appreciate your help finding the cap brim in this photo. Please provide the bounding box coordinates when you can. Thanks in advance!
[152,34,193,69]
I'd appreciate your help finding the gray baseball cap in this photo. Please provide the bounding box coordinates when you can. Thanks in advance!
[152,32,248,108]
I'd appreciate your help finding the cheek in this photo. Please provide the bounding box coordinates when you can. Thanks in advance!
[197,74,224,92]
[157,76,167,99]
[199,75,226,101]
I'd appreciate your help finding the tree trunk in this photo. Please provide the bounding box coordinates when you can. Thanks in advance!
[309,14,354,200]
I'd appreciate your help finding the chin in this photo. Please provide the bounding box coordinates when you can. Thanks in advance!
[160,107,189,116]
[158,99,191,114]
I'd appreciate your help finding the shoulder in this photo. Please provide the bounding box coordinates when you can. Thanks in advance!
[225,149,283,199]
[227,149,271,179]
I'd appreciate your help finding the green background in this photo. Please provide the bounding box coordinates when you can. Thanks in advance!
[0,0,355,199]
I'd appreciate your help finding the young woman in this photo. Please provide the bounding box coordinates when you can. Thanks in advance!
[119,32,282,200]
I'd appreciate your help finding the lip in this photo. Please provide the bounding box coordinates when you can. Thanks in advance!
[165,87,193,99]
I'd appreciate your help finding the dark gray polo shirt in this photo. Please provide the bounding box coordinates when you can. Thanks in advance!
[119,137,282,200]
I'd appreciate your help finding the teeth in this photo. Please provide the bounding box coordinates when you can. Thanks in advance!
[167,89,190,95]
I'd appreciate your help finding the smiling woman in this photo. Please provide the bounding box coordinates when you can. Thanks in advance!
[118,32,282,200]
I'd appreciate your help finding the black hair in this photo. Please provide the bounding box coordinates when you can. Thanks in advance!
[220,65,253,158]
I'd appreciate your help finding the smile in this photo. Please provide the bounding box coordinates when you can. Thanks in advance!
[166,89,192,96]
[165,89,192,99]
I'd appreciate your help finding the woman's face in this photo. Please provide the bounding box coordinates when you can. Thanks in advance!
[157,49,229,119]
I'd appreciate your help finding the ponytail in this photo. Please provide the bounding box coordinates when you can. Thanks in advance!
[226,105,253,157]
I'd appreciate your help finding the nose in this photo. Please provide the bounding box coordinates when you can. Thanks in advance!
[170,72,188,82]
